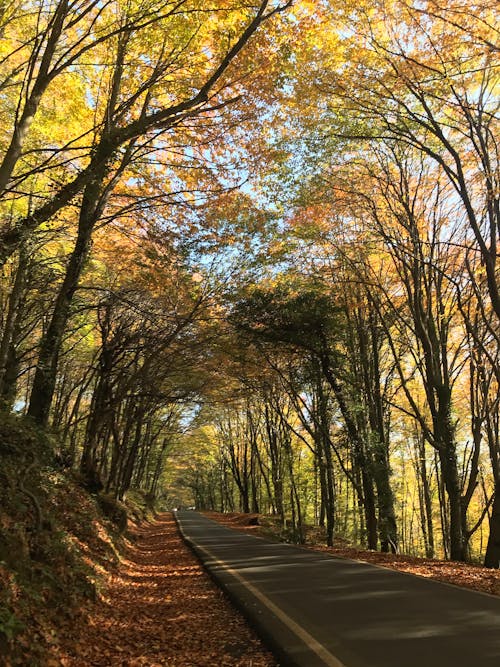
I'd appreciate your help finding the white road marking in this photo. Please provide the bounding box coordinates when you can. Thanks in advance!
[176,512,346,667]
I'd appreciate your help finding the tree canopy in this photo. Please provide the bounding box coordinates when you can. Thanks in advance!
[1,0,500,569]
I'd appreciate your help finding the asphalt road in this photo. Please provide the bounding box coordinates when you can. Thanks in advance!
[175,510,500,667]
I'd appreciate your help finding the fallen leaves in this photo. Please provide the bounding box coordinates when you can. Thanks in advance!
[51,513,276,666]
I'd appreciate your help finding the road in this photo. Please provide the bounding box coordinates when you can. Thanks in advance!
[175,510,500,667]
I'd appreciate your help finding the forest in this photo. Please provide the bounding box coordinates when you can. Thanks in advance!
[0,1,499,658]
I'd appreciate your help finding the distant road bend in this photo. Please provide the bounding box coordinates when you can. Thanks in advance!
[176,510,500,667]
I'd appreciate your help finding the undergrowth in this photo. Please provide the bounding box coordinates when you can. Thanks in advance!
[0,412,154,665]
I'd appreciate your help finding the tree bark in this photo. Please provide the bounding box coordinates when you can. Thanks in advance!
[27,151,111,425]
[319,350,378,549]
[484,484,500,568]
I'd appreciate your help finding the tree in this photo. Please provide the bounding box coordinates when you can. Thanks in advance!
[15,0,292,425]
[0,0,293,265]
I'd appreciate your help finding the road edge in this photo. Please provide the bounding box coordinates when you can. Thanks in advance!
[174,509,302,667]
[174,510,346,667]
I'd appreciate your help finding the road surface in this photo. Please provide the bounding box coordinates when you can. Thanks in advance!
[175,510,500,667]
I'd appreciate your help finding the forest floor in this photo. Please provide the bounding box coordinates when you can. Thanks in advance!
[204,512,500,598]
[51,513,276,667]
[1,416,275,665]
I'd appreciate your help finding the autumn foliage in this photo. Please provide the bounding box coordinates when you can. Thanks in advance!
[1,0,500,661]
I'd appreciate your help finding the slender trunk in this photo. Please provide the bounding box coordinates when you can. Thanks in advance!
[418,435,435,558]
[0,245,28,397]
[265,406,285,523]
[150,440,169,500]
[436,450,450,559]
[28,156,110,425]
[118,409,144,500]
[436,403,465,561]
[319,350,378,548]
[318,456,327,528]
[372,436,397,552]
[359,313,398,552]
[316,378,335,545]
[0,334,21,407]
[485,484,500,568]
[0,0,69,196]
[286,441,304,544]
[323,440,335,547]
[362,468,378,550]
[252,435,274,513]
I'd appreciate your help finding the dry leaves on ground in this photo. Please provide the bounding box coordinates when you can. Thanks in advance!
[53,513,276,666]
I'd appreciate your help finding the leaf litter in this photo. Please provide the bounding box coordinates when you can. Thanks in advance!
[53,513,276,666]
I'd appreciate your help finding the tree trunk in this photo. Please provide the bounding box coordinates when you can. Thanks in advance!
[0,245,28,399]
[485,484,500,568]
[438,445,465,561]
[323,443,336,547]
[28,156,110,425]
[417,434,435,558]
[357,311,398,552]
[0,0,69,196]
[318,456,327,528]
[372,437,397,552]
[319,350,378,548]
[118,408,144,500]
[362,469,378,550]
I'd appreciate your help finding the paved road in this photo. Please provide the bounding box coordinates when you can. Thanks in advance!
[176,510,500,667]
